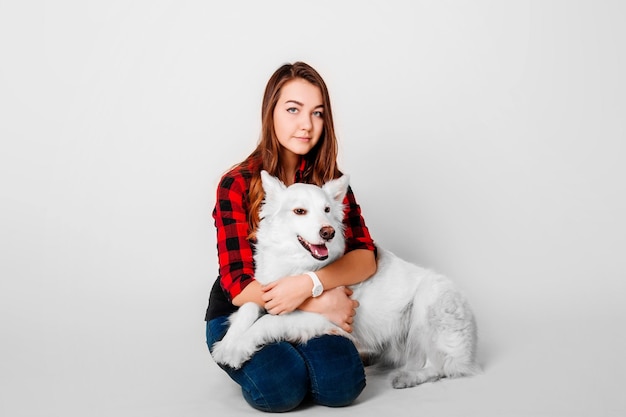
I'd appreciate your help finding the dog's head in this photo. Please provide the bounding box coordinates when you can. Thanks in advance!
[257,170,349,265]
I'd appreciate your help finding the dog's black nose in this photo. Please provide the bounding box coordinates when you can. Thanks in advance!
[320,226,335,241]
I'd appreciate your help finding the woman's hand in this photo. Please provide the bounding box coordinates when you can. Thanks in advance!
[300,287,359,333]
[261,274,359,333]
[261,274,312,315]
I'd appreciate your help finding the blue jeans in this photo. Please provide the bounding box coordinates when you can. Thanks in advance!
[206,316,366,412]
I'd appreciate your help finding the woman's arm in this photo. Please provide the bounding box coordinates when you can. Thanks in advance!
[232,279,264,306]
[234,248,376,308]
[234,275,362,333]
[316,248,377,288]
[261,249,376,315]
[299,287,359,333]
[213,171,257,302]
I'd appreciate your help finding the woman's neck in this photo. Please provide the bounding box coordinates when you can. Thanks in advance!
[280,154,301,186]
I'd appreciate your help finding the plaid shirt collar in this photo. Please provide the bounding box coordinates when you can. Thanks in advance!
[294,157,306,183]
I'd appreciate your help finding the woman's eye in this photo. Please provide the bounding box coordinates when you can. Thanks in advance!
[293,208,307,215]
[313,111,323,117]
[287,107,298,114]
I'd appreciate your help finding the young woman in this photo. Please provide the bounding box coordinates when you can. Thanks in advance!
[205,62,377,412]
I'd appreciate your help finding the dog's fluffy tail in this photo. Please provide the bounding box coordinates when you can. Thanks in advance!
[389,282,479,388]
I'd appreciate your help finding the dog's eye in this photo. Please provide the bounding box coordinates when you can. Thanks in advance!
[324,207,330,213]
[293,208,307,215]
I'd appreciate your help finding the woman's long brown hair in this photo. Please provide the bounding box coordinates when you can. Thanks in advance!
[239,62,341,239]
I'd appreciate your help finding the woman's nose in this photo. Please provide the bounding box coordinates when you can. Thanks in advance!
[300,114,312,130]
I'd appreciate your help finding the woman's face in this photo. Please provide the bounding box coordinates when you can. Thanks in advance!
[273,78,324,160]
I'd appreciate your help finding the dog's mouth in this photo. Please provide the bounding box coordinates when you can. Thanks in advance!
[297,235,329,260]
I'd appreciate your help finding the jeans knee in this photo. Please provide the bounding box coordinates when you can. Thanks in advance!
[299,335,367,407]
[232,341,310,412]
[314,374,366,407]
[242,377,308,412]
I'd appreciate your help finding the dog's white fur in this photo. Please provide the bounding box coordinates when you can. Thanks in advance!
[211,171,479,388]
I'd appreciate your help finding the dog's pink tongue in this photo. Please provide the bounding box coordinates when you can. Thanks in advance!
[310,244,328,258]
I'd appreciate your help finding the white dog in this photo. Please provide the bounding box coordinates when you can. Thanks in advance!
[211,171,479,388]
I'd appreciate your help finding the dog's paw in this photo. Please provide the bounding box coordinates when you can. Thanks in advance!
[209,340,230,365]
[391,368,441,389]
[391,370,419,389]
[211,339,257,369]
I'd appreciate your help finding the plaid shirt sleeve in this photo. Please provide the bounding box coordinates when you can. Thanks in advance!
[212,171,255,302]
[343,185,377,253]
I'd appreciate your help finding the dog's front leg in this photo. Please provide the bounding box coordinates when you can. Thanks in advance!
[211,311,295,369]
[211,302,263,368]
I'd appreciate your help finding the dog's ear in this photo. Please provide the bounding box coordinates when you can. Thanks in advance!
[260,170,286,197]
[322,174,350,202]
[259,171,287,220]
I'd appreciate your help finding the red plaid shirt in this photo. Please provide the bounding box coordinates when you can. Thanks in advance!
[213,159,376,303]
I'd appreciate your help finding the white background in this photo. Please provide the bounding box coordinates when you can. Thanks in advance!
[1,1,625,416]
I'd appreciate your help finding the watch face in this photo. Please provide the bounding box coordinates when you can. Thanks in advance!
[312,285,323,297]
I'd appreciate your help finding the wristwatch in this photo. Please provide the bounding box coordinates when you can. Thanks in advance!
[305,271,324,297]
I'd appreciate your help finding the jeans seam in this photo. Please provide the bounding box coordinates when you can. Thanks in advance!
[298,347,320,399]
[240,368,272,412]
